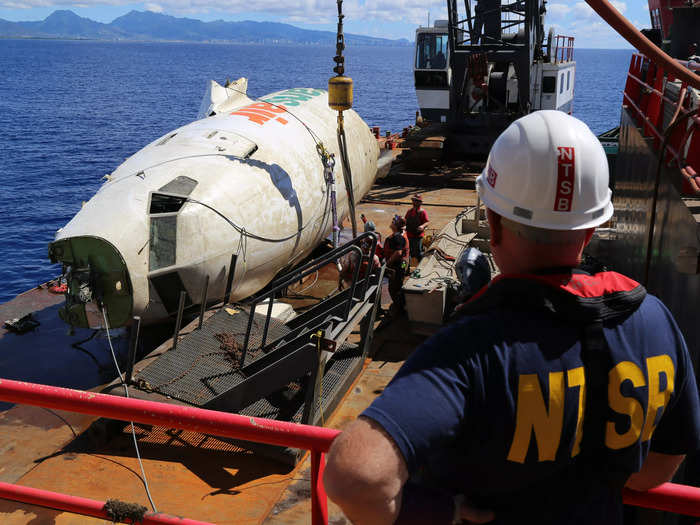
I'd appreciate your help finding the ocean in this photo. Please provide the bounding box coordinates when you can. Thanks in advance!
[0,41,633,303]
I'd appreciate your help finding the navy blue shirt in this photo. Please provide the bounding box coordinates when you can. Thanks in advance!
[363,292,700,524]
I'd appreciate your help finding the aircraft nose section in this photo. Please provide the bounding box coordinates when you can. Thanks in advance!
[49,236,133,329]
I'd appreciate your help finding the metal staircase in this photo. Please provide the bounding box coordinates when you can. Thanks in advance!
[130,233,384,431]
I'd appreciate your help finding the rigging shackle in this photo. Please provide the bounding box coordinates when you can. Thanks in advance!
[333,0,345,76]
[328,0,353,112]
[328,0,357,239]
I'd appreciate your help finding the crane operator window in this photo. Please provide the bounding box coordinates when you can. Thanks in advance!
[416,33,448,70]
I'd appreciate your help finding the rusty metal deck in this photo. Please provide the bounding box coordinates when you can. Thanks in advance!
[0,182,479,524]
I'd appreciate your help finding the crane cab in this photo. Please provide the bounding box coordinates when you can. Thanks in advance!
[414,21,450,123]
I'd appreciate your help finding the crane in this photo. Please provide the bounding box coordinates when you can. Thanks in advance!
[414,0,575,156]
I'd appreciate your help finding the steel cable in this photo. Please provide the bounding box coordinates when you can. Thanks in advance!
[101,308,158,514]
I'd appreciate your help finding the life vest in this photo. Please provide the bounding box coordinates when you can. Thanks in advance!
[383,231,409,268]
[456,269,646,324]
[455,269,647,489]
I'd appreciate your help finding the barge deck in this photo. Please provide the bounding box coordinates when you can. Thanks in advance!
[0,175,479,524]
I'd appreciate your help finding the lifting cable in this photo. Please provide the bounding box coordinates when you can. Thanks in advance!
[329,0,358,239]
[100,308,158,514]
[317,144,340,248]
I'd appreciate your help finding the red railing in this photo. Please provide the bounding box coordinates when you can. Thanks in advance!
[0,378,338,525]
[0,482,210,525]
[553,35,575,62]
[0,379,699,523]
[623,53,700,194]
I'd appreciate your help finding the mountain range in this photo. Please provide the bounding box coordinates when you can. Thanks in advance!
[0,10,411,46]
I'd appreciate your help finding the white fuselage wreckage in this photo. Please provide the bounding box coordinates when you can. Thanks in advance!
[49,79,379,328]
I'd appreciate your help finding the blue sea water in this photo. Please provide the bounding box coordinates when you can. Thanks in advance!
[0,41,632,303]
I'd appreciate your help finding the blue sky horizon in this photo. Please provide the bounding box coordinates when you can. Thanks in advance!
[0,1,647,49]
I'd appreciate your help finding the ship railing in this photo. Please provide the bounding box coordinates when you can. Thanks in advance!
[239,231,379,354]
[553,34,575,63]
[1,379,700,524]
[623,53,700,194]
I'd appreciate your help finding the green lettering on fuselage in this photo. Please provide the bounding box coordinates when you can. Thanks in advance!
[262,88,324,107]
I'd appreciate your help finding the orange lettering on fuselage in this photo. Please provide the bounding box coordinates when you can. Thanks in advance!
[231,102,289,126]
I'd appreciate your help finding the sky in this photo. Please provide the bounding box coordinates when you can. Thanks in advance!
[0,0,649,48]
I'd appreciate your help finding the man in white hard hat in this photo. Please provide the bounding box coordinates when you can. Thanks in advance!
[324,111,700,524]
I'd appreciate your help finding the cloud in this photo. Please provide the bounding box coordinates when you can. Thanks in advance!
[577,1,626,18]
[547,4,571,18]
[0,0,635,46]
[543,1,631,48]
[0,0,447,23]
[611,1,627,15]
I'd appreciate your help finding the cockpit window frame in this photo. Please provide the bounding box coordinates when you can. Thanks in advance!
[147,189,195,273]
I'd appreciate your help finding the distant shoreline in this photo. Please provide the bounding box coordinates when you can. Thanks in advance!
[0,38,633,50]
[0,36,413,46]
[0,9,412,47]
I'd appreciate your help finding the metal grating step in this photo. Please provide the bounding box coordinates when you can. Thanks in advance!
[236,341,363,423]
[134,308,290,406]
[209,342,364,465]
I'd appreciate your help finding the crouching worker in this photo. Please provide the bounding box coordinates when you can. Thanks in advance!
[323,111,700,524]
[362,216,384,263]
[339,228,381,290]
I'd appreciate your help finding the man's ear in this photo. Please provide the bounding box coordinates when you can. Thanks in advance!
[583,228,595,248]
[487,209,501,247]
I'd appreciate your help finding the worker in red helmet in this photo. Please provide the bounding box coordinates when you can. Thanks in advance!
[382,215,409,314]
[405,194,430,264]
[324,111,700,524]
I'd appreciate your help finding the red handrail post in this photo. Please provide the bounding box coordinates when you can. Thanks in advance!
[624,55,636,104]
[569,37,574,61]
[623,483,700,517]
[6,379,700,520]
[647,65,665,147]
[311,450,329,525]
[0,481,213,525]
[0,379,340,452]
[0,378,342,524]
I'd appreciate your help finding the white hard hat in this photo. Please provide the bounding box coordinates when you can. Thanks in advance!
[476,110,613,230]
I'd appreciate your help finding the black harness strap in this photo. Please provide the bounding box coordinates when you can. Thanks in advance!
[580,320,609,456]
[579,321,631,491]
[454,270,646,491]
